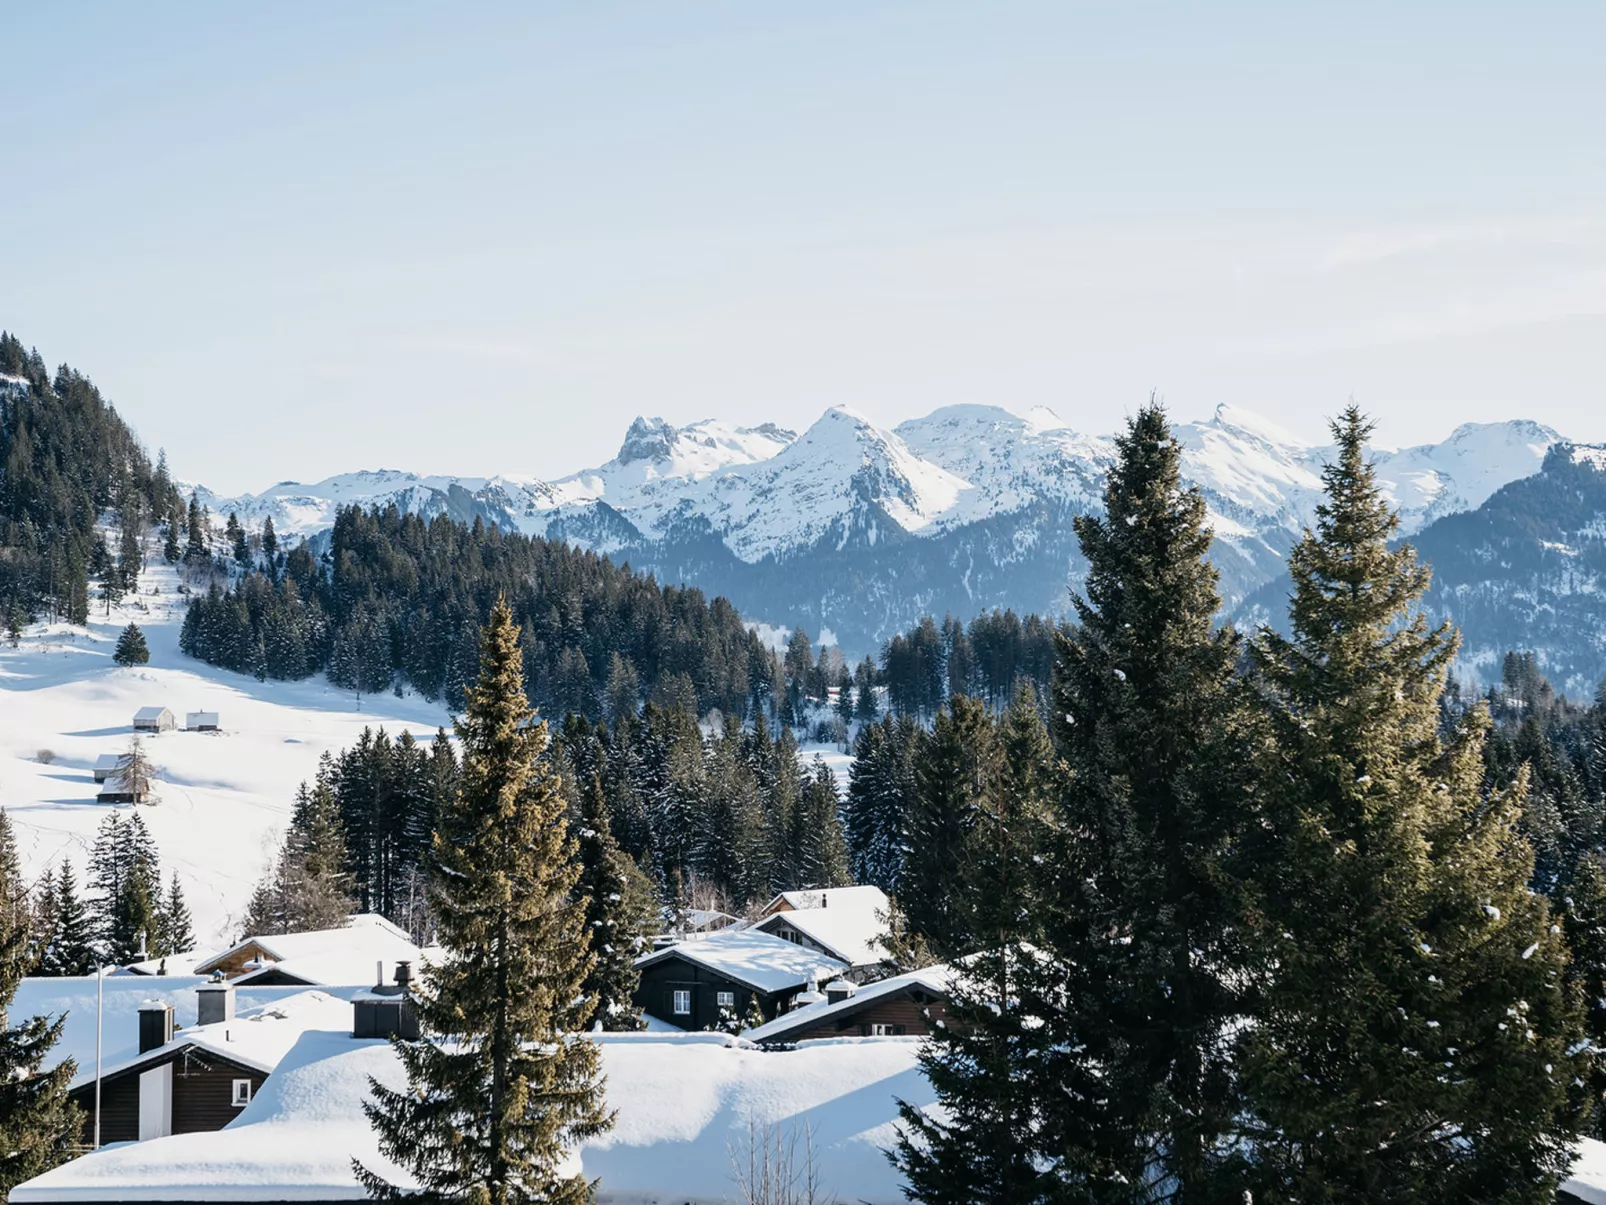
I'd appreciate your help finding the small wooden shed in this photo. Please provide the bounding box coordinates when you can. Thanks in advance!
[92,754,122,783]
[97,779,149,805]
[186,711,219,732]
[132,707,175,733]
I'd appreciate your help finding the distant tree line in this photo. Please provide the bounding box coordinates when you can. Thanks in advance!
[178,504,809,721]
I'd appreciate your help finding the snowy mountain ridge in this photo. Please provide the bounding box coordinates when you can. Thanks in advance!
[197,404,1564,561]
[189,403,1568,652]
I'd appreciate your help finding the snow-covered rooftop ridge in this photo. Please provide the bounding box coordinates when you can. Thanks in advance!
[12,1029,419,1204]
[754,885,894,967]
[13,1032,932,1204]
[68,988,353,1091]
[741,962,952,1044]
[634,926,848,993]
[765,884,890,914]
[199,914,424,987]
[9,976,375,1081]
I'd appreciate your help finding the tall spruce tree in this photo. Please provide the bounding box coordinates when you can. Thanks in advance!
[163,512,182,564]
[37,860,95,977]
[0,812,79,1194]
[1010,401,1257,1202]
[902,696,995,962]
[88,812,162,963]
[117,502,143,591]
[156,873,194,957]
[575,774,655,1031]
[896,680,1054,1204]
[358,599,610,1203]
[846,715,917,892]
[794,757,851,889]
[1565,854,1606,1138]
[1238,407,1583,1203]
[184,496,208,568]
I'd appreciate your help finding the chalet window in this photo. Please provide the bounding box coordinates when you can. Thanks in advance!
[673,990,691,1015]
[231,1078,252,1107]
[870,1023,907,1037]
[716,991,735,1009]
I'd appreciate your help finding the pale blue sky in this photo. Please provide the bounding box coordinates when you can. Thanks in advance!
[5,2,1604,493]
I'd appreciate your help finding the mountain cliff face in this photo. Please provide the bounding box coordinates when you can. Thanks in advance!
[191,405,1569,664]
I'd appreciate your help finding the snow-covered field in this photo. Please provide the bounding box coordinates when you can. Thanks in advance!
[0,548,860,948]
[0,555,449,946]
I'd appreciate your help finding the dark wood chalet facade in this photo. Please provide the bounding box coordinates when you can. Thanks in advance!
[632,930,849,1032]
[635,952,778,1031]
[69,1002,265,1145]
[748,977,949,1044]
[73,1048,267,1145]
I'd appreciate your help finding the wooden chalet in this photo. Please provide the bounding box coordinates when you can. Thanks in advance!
[742,964,952,1045]
[132,707,175,733]
[185,710,220,731]
[91,754,121,783]
[633,928,847,1031]
[67,984,350,1145]
[752,884,892,980]
[96,776,149,805]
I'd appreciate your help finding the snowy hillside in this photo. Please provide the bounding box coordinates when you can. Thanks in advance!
[189,403,1567,652]
[0,553,449,947]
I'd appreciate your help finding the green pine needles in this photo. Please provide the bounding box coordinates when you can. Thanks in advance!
[896,402,1587,1205]
[357,599,611,1204]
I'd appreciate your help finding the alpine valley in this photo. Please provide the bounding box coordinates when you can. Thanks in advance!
[191,403,1606,693]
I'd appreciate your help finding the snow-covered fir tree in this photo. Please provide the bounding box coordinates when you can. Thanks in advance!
[358,599,610,1203]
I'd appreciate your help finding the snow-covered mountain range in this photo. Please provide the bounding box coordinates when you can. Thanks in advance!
[191,404,1567,654]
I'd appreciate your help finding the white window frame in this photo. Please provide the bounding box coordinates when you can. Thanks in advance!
[231,1078,253,1107]
[672,990,691,1016]
[716,990,735,1009]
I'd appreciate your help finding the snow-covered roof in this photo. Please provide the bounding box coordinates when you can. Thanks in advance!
[1566,1137,1606,1203]
[92,753,121,770]
[185,710,218,723]
[681,907,738,931]
[742,964,952,1044]
[14,1028,420,1203]
[13,1031,931,1204]
[10,975,368,1081]
[754,885,892,967]
[68,988,353,1090]
[762,884,889,916]
[197,914,423,987]
[132,707,170,721]
[113,947,220,976]
[634,928,847,994]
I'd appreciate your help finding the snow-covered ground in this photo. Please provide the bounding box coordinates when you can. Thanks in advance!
[12,1026,932,1204]
[0,545,866,949]
[0,554,449,946]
